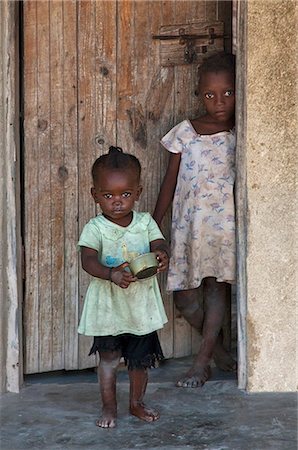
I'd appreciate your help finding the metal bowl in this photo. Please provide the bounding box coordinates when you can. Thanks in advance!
[129,252,158,279]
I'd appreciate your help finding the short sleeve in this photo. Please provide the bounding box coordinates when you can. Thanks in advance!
[147,215,165,242]
[77,220,102,253]
[160,120,192,154]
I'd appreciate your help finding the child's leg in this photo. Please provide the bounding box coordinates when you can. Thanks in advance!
[174,278,233,387]
[213,283,237,371]
[96,350,121,428]
[173,288,204,331]
[129,368,159,422]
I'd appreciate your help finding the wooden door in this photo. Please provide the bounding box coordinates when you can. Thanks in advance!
[23,0,231,374]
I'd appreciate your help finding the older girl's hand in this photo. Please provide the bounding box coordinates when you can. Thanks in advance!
[110,262,137,288]
[154,250,169,273]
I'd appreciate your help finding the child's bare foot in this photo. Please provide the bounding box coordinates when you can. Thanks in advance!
[130,402,160,422]
[96,407,117,428]
[213,344,237,371]
[176,364,211,388]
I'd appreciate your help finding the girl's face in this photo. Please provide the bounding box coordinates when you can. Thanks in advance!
[199,70,235,124]
[91,168,142,227]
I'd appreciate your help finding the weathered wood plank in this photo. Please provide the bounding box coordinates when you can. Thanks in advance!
[157,1,176,359]
[23,0,39,374]
[133,0,154,208]
[95,0,117,150]
[206,0,218,20]
[171,0,193,357]
[145,65,175,359]
[147,1,175,358]
[63,0,79,371]
[235,0,247,389]
[49,0,65,371]
[116,0,135,152]
[36,0,53,372]
[126,0,149,161]
[77,0,98,369]
[218,0,232,52]
[172,62,193,357]
[190,0,206,21]
[160,0,175,27]
[1,0,23,392]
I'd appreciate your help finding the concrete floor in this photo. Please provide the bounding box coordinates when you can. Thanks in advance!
[0,357,297,450]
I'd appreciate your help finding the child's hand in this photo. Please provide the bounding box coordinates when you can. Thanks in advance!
[110,262,137,289]
[154,249,169,273]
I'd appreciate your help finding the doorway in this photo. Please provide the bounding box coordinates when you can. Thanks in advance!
[22,0,236,376]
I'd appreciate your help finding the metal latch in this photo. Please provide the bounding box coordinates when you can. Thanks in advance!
[152,24,227,65]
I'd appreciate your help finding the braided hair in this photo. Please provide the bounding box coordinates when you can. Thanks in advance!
[92,146,141,182]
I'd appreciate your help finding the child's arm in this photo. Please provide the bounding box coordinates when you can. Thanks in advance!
[81,246,136,289]
[150,239,169,273]
[153,152,181,226]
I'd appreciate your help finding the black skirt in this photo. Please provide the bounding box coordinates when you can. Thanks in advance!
[88,331,164,370]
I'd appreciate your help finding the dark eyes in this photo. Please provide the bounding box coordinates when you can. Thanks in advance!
[204,90,234,99]
[103,192,131,199]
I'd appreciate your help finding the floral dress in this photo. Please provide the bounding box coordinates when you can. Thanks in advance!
[161,120,236,291]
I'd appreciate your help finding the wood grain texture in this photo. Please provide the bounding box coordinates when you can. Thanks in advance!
[147,1,174,358]
[24,0,39,374]
[63,0,79,371]
[49,0,65,371]
[116,0,135,152]
[77,0,97,369]
[1,0,23,392]
[36,1,52,372]
[235,0,247,390]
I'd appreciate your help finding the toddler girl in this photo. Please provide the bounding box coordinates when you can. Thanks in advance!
[153,52,236,388]
[78,146,169,427]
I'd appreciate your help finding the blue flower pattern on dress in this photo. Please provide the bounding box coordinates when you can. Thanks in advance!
[161,120,236,290]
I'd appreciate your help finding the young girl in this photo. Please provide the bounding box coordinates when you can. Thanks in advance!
[153,53,236,388]
[78,146,169,428]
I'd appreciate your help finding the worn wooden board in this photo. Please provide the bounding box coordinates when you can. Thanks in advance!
[63,0,79,371]
[49,0,65,371]
[23,0,39,374]
[37,1,53,373]
[77,0,98,369]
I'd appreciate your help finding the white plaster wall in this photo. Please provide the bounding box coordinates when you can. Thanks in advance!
[246,0,297,391]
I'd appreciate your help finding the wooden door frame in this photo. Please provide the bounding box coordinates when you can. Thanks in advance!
[234,0,247,390]
[0,1,23,393]
[0,0,248,393]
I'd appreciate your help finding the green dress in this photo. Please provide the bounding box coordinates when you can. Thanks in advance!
[78,211,168,337]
